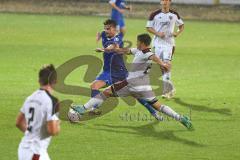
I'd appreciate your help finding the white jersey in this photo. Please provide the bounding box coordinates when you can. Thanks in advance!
[127,48,154,80]
[146,9,184,47]
[19,89,59,155]
[112,48,156,101]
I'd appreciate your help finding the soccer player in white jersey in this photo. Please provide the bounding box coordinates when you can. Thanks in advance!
[146,0,184,99]
[72,34,193,130]
[16,64,60,160]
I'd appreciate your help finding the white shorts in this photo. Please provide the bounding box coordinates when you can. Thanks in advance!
[154,45,175,61]
[18,145,50,160]
[111,77,156,101]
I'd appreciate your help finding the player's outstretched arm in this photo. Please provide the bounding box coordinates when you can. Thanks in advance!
[16,112,27,133]
[96,43,131,55]
[149,54,171,72]
[95,47,130,54]
[107,47,130,54]
[96,32,102,42]
[95,43,117,52]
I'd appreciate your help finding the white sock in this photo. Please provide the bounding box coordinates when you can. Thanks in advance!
[160,105,181,121]
[84,93,107,110]
[162,72,174,94]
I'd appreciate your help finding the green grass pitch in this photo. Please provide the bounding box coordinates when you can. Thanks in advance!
[0,13,240,160]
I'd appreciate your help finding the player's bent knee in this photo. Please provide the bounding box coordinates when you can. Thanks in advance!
[102,88,112,97]
[90,81,104,90]
[90,83,95,89]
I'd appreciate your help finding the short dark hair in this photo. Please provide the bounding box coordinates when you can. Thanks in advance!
[137,33,152,46]
[103,19,117,28]
[39,64,57,86]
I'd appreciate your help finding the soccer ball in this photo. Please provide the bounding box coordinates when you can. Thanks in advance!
[67,108,81,123]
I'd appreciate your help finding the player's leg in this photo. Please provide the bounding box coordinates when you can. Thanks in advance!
[83,86,112,111]
[127,77,162,120]
[154,46,168,96]
[162,60,174,97]
[111,14,121,34]
[72,86,112,114]
[131,81,192,129]
[137,98,163,121]
[18,146,35,160]
[72,80,129,114]
[151,100,180,120]
[90,80,106,96]
[89,72,111,112]
[91,71,110,97]
[89,80,107,113]
[119,16,126,35]
[168,46,176,98]
[161,46,175,98]
[40,151,51,160]
[120,26,126,36]
[150,100,193,129]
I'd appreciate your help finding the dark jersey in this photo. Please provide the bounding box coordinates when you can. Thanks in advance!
[101,31,128,81]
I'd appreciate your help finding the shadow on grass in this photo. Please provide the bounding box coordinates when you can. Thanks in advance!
[59,97,232,122]
[172,97,232,116]
[89,121,205,148]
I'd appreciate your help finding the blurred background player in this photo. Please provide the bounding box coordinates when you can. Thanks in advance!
[16,64,60,160]
[72,33,193,129]
[109,0,131,35]
[146,0,184,99]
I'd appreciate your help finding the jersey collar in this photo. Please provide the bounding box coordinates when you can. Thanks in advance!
[142,48,151,54]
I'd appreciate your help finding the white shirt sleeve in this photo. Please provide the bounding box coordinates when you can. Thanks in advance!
[20,105,25,113]
[176,18,184,27]
[46,101,59,122]
[146,20,154,28]
[109,0,116,4]
[130,48,138,55]
[20,99,28,113]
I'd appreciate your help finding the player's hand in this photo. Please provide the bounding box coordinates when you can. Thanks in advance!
[172,32,179,37]
[96,32,101,42]
[157,32,165,38]
[95,48,104,52]
[118,9,125,14]
[161,62,171,72]
[126,5,132,11]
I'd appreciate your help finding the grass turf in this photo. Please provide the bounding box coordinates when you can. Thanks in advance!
[0,13,240,160]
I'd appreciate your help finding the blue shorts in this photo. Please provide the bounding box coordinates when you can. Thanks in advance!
[96,71,128,86]
[111,14,125,29]
[96,71,112,85]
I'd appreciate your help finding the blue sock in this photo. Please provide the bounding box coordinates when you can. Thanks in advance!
[137,99,158,115]
[91,89,100,109]
[91,89,100,97]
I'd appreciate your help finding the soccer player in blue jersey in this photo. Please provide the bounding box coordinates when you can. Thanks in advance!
[92,19,127,100]
[92,19,162,120]
[109,0,131,35]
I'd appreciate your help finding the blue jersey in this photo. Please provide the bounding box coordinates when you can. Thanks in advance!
[100,31,128,83]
